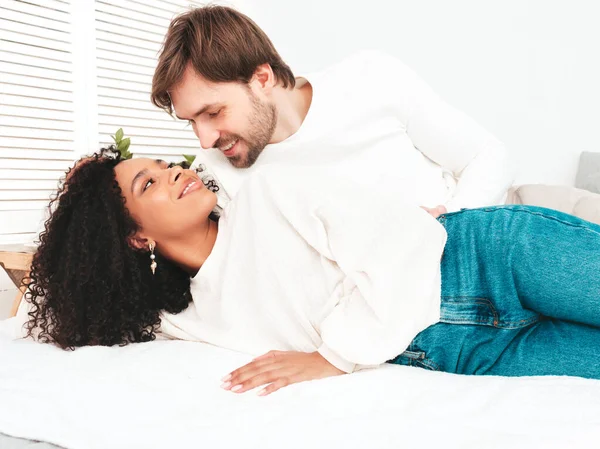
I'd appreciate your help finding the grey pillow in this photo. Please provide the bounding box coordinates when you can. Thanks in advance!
[576,151,600,194]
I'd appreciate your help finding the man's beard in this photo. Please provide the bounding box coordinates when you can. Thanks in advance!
[217,91,277,169]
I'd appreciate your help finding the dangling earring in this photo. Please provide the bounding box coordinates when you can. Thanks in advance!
[149,242,157,275]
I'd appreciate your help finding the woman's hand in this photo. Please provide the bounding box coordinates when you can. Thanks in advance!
[221,350,345,396]
[421,205,447,219]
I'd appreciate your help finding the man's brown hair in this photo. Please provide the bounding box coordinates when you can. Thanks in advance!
[151,5,296,114]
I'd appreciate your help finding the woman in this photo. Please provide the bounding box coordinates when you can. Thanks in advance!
[22,147,600,396]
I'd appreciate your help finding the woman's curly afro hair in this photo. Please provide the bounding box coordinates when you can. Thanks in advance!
[24,147,192,349]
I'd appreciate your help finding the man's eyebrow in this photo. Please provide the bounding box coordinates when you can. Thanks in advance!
[175,105,211,121]
[131,160,164,194]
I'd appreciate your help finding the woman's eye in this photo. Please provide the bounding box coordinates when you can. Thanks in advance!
[143,179,154,192]
[208,110,221,118]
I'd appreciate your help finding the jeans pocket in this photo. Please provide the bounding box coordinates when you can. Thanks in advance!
[440,296,540,329]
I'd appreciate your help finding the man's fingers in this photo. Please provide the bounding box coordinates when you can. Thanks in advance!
[420,205,447,218]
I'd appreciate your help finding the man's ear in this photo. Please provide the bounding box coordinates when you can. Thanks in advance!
[251,63,276,92]
[128,235,151,251]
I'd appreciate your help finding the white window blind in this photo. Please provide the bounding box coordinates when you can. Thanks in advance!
[0,0,202,244]
[0,0,75,243]
[94,0,201,160]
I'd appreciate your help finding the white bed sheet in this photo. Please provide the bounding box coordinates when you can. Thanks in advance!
[1,333,599,449]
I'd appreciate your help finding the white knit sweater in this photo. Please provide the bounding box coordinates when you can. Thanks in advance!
[159,166,447,373]
[192,50,513,214]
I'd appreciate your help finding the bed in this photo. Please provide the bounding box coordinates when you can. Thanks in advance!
[1,330,599,449]
[2,182,600,449]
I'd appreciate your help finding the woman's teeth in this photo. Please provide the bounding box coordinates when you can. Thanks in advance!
[181,181,196,198]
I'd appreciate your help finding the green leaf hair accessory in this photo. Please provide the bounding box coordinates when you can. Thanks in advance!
[108,128,196,168]
[111,128,133,160]
[183,154,197,166]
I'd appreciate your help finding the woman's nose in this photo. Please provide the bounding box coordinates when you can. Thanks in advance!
[168,165,184,185]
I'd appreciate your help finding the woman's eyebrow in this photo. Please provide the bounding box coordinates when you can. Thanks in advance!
[131,168,148,194]
[131,160,165,194]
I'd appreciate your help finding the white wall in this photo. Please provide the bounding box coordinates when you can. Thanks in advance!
[234,0,600,186]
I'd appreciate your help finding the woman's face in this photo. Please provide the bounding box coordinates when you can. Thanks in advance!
[114,158,217,245]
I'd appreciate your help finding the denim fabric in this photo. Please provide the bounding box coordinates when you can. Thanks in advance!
[390,205,600,379]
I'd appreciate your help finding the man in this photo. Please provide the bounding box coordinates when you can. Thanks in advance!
[151,5,513,216]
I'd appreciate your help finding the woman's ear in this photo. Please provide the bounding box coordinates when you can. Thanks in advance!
[128,235,152,251]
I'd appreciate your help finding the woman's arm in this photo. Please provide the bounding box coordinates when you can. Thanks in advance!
[313,195,447,371]
[221,170,447,394]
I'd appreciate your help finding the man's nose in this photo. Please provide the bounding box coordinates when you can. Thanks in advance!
[194,122,219,150]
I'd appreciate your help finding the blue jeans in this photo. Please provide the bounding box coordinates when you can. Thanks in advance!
[389,205,600,379]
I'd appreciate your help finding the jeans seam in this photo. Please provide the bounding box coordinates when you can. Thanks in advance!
[416,358,440,371]
[441,296,541,328]
[440,315,540,329]
[441,296,499,326]
[400,350,426,360]
[468,207,600,236]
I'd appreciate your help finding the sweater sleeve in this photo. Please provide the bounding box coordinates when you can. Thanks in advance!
[370,50,514,211]
[312,186,447,372]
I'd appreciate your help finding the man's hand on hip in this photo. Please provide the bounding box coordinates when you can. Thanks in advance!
[421,205,447,219]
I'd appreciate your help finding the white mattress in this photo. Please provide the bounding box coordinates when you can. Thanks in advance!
[1,332,599,449]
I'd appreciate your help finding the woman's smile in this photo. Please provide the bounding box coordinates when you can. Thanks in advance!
[179,179,204,199]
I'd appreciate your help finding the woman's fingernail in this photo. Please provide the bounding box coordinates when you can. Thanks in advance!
[231,385,242,392]
[221,374,231,382]
[257,389,268,396]
[220,382,231,389]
